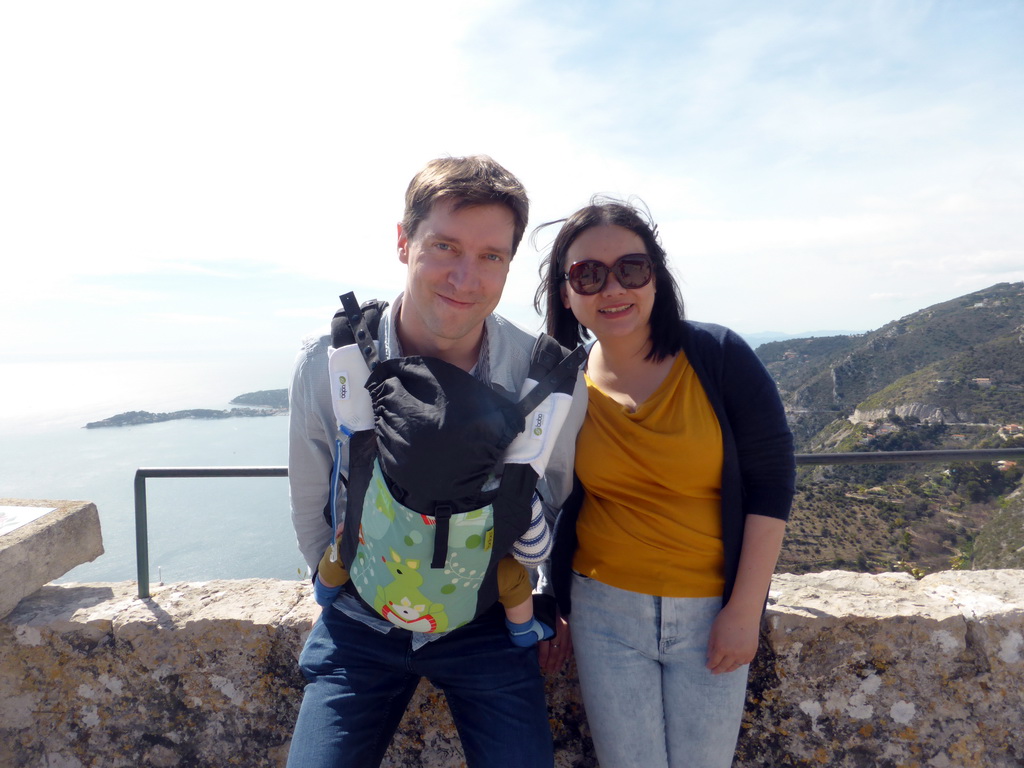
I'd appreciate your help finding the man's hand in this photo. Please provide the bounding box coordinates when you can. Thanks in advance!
[538,611,572,674]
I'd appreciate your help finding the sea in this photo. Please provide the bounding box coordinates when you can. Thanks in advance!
[0,356,307,585]
[0,330,805,587]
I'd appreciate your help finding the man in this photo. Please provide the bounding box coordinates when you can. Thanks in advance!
[286,155,586,768]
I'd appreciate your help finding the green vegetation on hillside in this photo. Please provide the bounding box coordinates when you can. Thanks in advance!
[972,491,1024,569]
[780,462,1023,576]
[761,282,1024,577]
[757,282,1024,443]
[856,334,1024,425]
[231,389,289,408]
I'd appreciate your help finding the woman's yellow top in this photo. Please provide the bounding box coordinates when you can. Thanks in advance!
[573,352,725,597]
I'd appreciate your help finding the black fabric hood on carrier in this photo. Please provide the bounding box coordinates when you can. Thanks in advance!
[369,355,525,511]
[323,292,585,633]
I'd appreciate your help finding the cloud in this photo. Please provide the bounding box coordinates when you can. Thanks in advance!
[2,0,1022,353]
[274,306,338,320]
[149,313,239,327]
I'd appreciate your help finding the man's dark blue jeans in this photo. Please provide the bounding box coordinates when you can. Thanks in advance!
[286,602,554,768]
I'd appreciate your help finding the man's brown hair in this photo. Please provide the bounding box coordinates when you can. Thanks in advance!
[402,156,529,255]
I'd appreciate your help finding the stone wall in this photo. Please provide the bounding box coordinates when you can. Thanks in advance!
[0,499,103,620]
[1,571,1022,768]
[744,570,1023,768]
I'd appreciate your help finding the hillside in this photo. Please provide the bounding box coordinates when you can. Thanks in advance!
[230,389,289,408]
[759,282,1024,577]
[758,282,1024,448]
[851,334,1024,426]
[85,389,289,428]
[85,407,282,428]
[972,488,1024,569]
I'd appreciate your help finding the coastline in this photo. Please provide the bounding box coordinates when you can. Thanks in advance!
[83,388,289,429]
[85,407,285,429]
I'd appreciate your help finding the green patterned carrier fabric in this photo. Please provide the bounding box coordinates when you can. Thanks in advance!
[348,459,497,633]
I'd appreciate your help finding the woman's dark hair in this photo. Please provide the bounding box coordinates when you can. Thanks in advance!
[533,197,685,362]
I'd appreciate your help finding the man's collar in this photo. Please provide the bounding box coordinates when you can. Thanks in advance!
[381,293,495,384]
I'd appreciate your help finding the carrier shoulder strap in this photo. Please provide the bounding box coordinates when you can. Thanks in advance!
[331,291,388,371]
[322,291,387,526]
[516,337,588,417]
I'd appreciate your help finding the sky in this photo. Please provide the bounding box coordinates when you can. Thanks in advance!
[2,0,1023,418]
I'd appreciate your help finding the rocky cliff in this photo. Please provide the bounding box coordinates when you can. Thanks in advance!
[850,401,976,425]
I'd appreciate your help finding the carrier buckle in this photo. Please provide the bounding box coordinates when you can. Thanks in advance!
[430,503,453,569]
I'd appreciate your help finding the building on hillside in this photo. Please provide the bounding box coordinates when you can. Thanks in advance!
[998,424,1024,442]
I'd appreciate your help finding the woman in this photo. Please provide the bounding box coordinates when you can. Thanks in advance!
[537,199,795,768]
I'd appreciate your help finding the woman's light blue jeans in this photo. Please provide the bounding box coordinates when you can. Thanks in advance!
[570,573,748,768]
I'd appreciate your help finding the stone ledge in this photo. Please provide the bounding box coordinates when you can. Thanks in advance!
[1,580,316,768]
[1,571,1022,767]
[0,498,103,620]
[742,570,1024,768]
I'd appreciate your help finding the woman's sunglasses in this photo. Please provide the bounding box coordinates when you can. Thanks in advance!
[562,253,654,296]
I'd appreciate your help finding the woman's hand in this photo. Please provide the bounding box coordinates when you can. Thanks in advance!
[538,612,573,674]
[705,601,760,675]
[706,514,787,674]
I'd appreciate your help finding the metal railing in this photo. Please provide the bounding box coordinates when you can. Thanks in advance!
[133,447,1024,598]
[794,447,1024,465]
[134,467,287,598]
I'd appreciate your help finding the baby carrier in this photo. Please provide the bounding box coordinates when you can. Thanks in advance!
[325,292,584,633]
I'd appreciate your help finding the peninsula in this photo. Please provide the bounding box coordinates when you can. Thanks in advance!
[84,389,289,429]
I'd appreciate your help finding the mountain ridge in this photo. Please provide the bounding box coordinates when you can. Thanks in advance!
[757,281,1024,576]
[757,281,1024,446]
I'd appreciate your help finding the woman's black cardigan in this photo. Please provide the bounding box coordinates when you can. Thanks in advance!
[550,321,797,615]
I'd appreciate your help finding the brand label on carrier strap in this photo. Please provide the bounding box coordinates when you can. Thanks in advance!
[530,408,549,440]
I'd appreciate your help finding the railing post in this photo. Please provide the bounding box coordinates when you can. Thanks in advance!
[134,470,150,599]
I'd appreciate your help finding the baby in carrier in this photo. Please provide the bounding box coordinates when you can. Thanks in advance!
[312,294,582,647]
